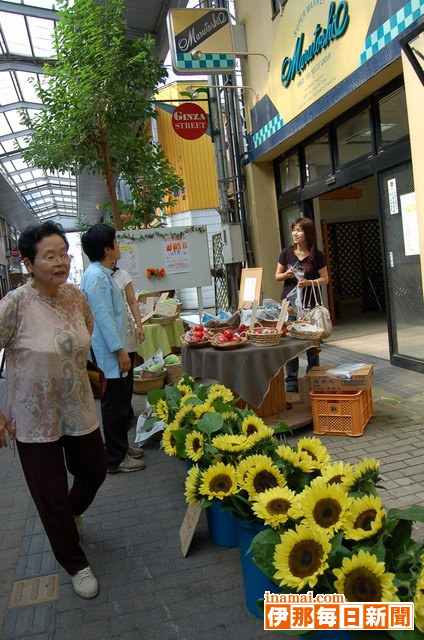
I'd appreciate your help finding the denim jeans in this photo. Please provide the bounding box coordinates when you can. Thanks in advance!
[285,347,321,391]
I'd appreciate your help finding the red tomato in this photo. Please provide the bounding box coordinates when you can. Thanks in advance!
[191,331,204,340]
[280,328,287,337]
[230,335,240,342]
[188,336,200,343]
[194,324,203,332]
[217,334,228,343]
[223,329,234,339]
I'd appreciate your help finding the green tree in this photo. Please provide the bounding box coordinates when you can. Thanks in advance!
[21,0,183,229]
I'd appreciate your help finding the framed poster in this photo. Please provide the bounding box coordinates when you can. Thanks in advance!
[238,267,263,308]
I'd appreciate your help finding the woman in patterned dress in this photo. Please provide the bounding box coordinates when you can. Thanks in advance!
[0,221,106,599]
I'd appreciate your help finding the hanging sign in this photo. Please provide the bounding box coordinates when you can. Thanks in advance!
[172,103,209,140]
[167,8,235,75]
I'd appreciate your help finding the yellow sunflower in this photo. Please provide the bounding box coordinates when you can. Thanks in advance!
[296,436,331,470]
[273,523,331,591]
[276,444,316,473]
[184,465,202,505]
[343,458,380,492]
[252,486,297,528]
[245,427,276,448]
[333,549,398,602]
[177,383,193,397]
[318,461,354,487]
[193,403,216,419]
[292,483,352,534]
[221,411,238,421]
[153,398,169,423]
[343,495,385,541]
[185,431,204,462]
[162,424,178,456]
[173,404,196,428]
[241,414,266,435]
[235,455,275,487]
[414,569,424,633]
[206,384,234,403]
[212,434,248,453]
[199,462,238,500]
[244,459,286,500]
[180,392,197,405]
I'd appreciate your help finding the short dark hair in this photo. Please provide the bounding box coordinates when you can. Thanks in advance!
[18,221,69,264]
[81,224,116,262]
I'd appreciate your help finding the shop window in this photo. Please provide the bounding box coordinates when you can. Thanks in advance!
[304,133,331,182]
[271,0,288,16]
[278,151,300,194]
[336,109,372,167]
[279,204,302,248]
[378,87,409,147]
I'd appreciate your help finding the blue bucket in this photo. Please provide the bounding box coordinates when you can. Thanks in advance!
[206,502,238,548]
[236,517,278,618]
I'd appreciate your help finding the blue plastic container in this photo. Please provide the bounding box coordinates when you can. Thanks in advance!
[206,502,238,548]
[236,517,278,618]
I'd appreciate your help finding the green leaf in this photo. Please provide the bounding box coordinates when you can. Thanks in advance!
[273,421,292,434]
[387,505,424,523]
[137,416,157,432]
[196,413,224,436]
[172,428,189,458]
[147,388,164,405]
[164,386,182,413]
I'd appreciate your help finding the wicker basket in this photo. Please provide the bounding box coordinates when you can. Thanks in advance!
[288,322,324,341]
[206,324,231,335]
[165,362,184,385]
[133,373,165,394]
[209,336,248,350]
[247,329,281,347]
[180,334,210,348]
[148,313,180,325]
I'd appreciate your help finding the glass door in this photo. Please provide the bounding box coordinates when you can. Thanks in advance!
[378,161,424,371]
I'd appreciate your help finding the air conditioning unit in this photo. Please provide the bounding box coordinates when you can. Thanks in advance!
[221,223,246,264]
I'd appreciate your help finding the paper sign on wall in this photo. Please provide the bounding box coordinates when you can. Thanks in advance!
[400,192,420,256]
[179,503,203,557]
[164,234,191,274]
[117,238,140,276]
[388,179,399,215]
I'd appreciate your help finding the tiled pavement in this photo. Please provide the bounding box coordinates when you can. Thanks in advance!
[0,344,424,640]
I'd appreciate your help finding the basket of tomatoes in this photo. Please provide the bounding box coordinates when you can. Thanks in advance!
[209,328,248,350]
[180,324,211,348]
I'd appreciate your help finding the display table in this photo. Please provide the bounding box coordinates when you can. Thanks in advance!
[138,318,184,361]
[182,338,316,418]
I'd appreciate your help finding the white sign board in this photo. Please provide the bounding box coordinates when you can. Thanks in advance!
[400,192,420,256]
[388,179,399,215]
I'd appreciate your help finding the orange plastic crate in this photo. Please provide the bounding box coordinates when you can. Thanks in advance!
[310,388,373,437]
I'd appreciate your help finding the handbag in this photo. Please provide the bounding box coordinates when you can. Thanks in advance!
[87,349,107,399]
[301,284,333,339]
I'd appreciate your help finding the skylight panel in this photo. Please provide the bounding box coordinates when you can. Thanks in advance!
[6,110,26,132]
[0,73,19,104]
[27,16,56,57]
[16,72,42,103]
[1,13,31,56]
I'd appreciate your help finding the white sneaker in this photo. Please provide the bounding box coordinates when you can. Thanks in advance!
[71,566,99,599]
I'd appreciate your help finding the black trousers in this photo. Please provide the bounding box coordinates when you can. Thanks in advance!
[100,377,131,468]
[17,428,107,575]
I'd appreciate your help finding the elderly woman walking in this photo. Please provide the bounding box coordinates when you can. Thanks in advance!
[0,221,106,599]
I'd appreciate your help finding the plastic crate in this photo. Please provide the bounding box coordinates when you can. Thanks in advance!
[310,388,373,437]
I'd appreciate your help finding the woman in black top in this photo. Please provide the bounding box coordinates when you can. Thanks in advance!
[275,217,329,392]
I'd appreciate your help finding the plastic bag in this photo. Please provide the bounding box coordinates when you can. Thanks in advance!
[133,348,165,379]
[326,363,367,379]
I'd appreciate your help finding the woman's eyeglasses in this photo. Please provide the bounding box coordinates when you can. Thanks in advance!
[35,253,72,264]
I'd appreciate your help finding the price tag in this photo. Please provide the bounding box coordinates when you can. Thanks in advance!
[155,301,178,316]
[249,300,259,329]
[276,300,289,333]
[147,297,155,313]
[179,502,203,557]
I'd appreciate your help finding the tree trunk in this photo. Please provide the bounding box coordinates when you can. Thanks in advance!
[99,128,122,230]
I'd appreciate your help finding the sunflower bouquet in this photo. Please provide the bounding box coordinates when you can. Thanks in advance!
[247,453,424,638]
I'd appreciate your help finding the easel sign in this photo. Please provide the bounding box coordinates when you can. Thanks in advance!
[238,268,263,309]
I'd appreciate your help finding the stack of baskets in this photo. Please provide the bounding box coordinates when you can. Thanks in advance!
[133,369,166,394]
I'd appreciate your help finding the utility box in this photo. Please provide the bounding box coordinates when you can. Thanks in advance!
[221,223,246,264]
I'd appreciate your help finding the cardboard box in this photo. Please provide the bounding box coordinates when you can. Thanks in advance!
[306,365,373,393]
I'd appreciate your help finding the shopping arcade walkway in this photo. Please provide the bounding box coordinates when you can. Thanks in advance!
[0,343,423,640]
